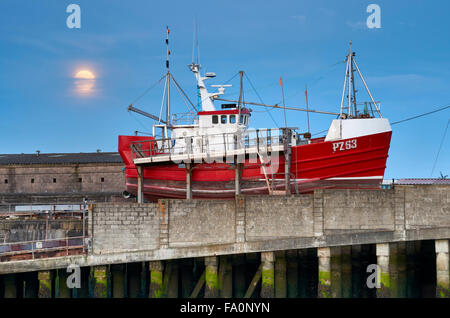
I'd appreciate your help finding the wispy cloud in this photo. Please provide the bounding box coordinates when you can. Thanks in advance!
[9,36,64,55]
[5,30,155,56]
[367,74,427,85]
[365,73,447,92]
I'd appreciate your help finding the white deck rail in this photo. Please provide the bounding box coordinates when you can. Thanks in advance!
[131,128,294,165]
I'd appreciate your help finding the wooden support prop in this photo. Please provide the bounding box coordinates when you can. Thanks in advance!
[186,163,192,200]
[137,165,144,203]
[189,270,206,298]
[244,264,262,298]
[235,163,241,196]
[165,261,179,298]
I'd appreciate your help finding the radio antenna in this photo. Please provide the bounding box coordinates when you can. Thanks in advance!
[191,18,200,65]
[165,26,171,126]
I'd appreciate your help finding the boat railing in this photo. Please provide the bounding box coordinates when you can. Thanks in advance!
[130,128,294,161]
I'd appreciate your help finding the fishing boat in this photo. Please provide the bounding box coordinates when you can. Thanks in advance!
[118,29,392,201]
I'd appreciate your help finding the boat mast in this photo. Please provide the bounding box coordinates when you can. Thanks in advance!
[347,42,352,116]
[353,59,382,118]
[165,26,171,127]
[341,41,382,118]
[340,52,350,118]
[238,71,244,119]
[350,43,358,116]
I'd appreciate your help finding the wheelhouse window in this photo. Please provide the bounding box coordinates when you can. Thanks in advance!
[221,115,227,124]
[212,115,218,124]
[240,115,248,125]
[230,115,236,124]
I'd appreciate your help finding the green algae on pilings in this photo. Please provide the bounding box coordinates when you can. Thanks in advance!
[206,266,219,291]
[94,272,108,298]
[38,278,52,298]
[260,268,275,298]
[390,275,398,298]
[436,284,450,298]
[261,268,274,287]
[318,270,331,286]
[376,272,391,298]
[380,272,390,288]
[150,271,165,298]
[318,270,331,298]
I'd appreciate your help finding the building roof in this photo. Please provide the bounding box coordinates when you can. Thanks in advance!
[395,178,450,185]
[0,152,124,165]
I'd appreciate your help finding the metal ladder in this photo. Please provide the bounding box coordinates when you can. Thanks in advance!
[258,151,286,195]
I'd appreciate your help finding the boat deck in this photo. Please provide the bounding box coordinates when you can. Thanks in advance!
[131,128,293,165]
[133,144,285,165]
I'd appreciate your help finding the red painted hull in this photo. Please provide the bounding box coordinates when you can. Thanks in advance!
[118,130,392,200]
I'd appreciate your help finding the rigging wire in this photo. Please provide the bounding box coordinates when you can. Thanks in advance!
[170,74,198,112]
[391,104,450,125]
[130,75,166,106]
[311,129,328,136]
[430,118,450,178]
[224,72,240,85]
[244,73,279,128]
[310,103,450,138]
[128,112,152,132]
[227,60,347,98]
[172,77,195,116]
[282,60,346,103]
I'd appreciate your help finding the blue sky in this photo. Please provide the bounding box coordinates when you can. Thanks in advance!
[0,0,449,179]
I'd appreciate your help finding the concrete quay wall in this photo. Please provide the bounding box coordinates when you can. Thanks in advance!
[1,185,448,274]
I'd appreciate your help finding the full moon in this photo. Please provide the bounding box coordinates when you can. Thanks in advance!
[74,69,96,95]
[75,70,95,79]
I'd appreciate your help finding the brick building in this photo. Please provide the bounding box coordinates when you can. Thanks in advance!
[0,152,127,206]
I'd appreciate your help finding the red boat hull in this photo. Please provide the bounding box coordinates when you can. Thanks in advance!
[118,130,392,200]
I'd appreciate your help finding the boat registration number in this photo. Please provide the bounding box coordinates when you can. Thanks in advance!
[332,139,357,152]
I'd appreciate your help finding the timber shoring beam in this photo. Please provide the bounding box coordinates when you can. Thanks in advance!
[244,264,262,298]
[189,270,205,298]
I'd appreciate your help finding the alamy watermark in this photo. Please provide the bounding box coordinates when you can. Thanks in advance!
[66,263,81,289]
[366,4,381,29]
[366,264,381,289]
[66,4,81,29]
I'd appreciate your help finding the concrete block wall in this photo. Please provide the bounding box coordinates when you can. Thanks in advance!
[90,203,159,254]
[89,185,450,258]
[0,185,449,277]
[404,185,450,230]
[168,200,236,247]
[245,196,314,241]
[0,164,124,194]
[322,189,395,233]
